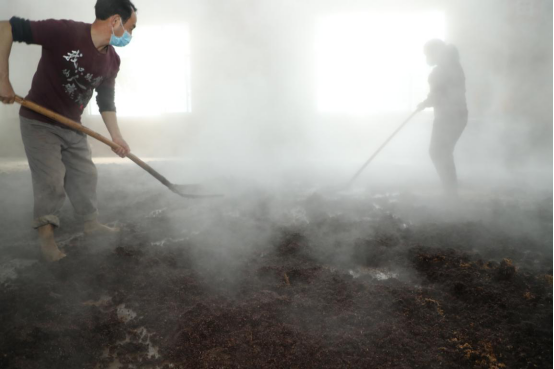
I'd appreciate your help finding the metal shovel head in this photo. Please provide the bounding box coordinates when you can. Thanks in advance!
[169,184,224,198]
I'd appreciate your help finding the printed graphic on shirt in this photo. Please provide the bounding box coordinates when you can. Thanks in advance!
[61,50,104,110]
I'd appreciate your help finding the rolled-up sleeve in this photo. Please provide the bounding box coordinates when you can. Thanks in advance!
[11,18,69,49]
[9,17,33,44]
[96,52,120,113]
[96,85,116,113]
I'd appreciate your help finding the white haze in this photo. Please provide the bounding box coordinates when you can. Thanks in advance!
[0,0,551,265]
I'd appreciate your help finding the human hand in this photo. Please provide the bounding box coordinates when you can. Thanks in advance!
[112,136,131,158]
[0,78,15,104]
[416,101,427,111]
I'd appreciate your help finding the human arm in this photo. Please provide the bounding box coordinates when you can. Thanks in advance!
[94,81,131,159]
[101,111,130,158]
[1,17,69,104]
[417,67,444,111]
[96,65,129,158]
[417,88,436,111]
[417,99,430,111]
[0,21,15,104]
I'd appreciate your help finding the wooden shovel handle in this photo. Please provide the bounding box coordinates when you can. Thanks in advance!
[15,95,174,189]
[15,95,121,150]
[348,109,420,186]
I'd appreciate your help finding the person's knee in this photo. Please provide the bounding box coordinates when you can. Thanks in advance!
[34,174,65,196]
[429,145,443,163]
[430,143,454,163]
[87,163,98,177]
[68,160,97,181]
[88,165,98,183]
[72,162,98,190]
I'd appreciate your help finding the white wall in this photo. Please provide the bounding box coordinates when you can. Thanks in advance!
[0,0,551,188]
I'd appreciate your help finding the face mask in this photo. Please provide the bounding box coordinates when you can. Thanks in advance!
[110,19,132,47]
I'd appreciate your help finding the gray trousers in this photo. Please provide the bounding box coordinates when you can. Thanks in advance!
[429,113,467,193]
[20,116,98,229]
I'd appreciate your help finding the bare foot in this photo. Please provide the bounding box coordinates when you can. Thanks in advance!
[84,220,120,236]
[38,224,66,262]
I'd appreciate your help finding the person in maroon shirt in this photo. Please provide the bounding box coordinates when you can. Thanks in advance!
[0,0,137,262]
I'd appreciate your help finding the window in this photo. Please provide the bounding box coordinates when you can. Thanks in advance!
[90,23,191,117]
[315,11,446,114]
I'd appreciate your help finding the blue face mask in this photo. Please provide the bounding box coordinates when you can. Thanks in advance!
[110,20,132,47]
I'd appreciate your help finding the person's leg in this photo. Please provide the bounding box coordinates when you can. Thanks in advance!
[61,133,119,235]
[37,224,61,261]
[429,116,467,195]
[20,117,67,262]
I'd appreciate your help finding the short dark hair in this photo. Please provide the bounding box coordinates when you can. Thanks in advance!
[95,0,137,23]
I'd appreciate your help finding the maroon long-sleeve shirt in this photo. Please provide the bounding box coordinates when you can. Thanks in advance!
[14,19,120,125]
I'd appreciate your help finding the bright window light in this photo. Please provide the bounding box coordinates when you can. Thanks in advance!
[315,11,446,114]
[90,24,191,117]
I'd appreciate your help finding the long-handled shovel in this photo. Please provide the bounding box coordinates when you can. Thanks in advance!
[348,109,420,187]
[15,95,220,198]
